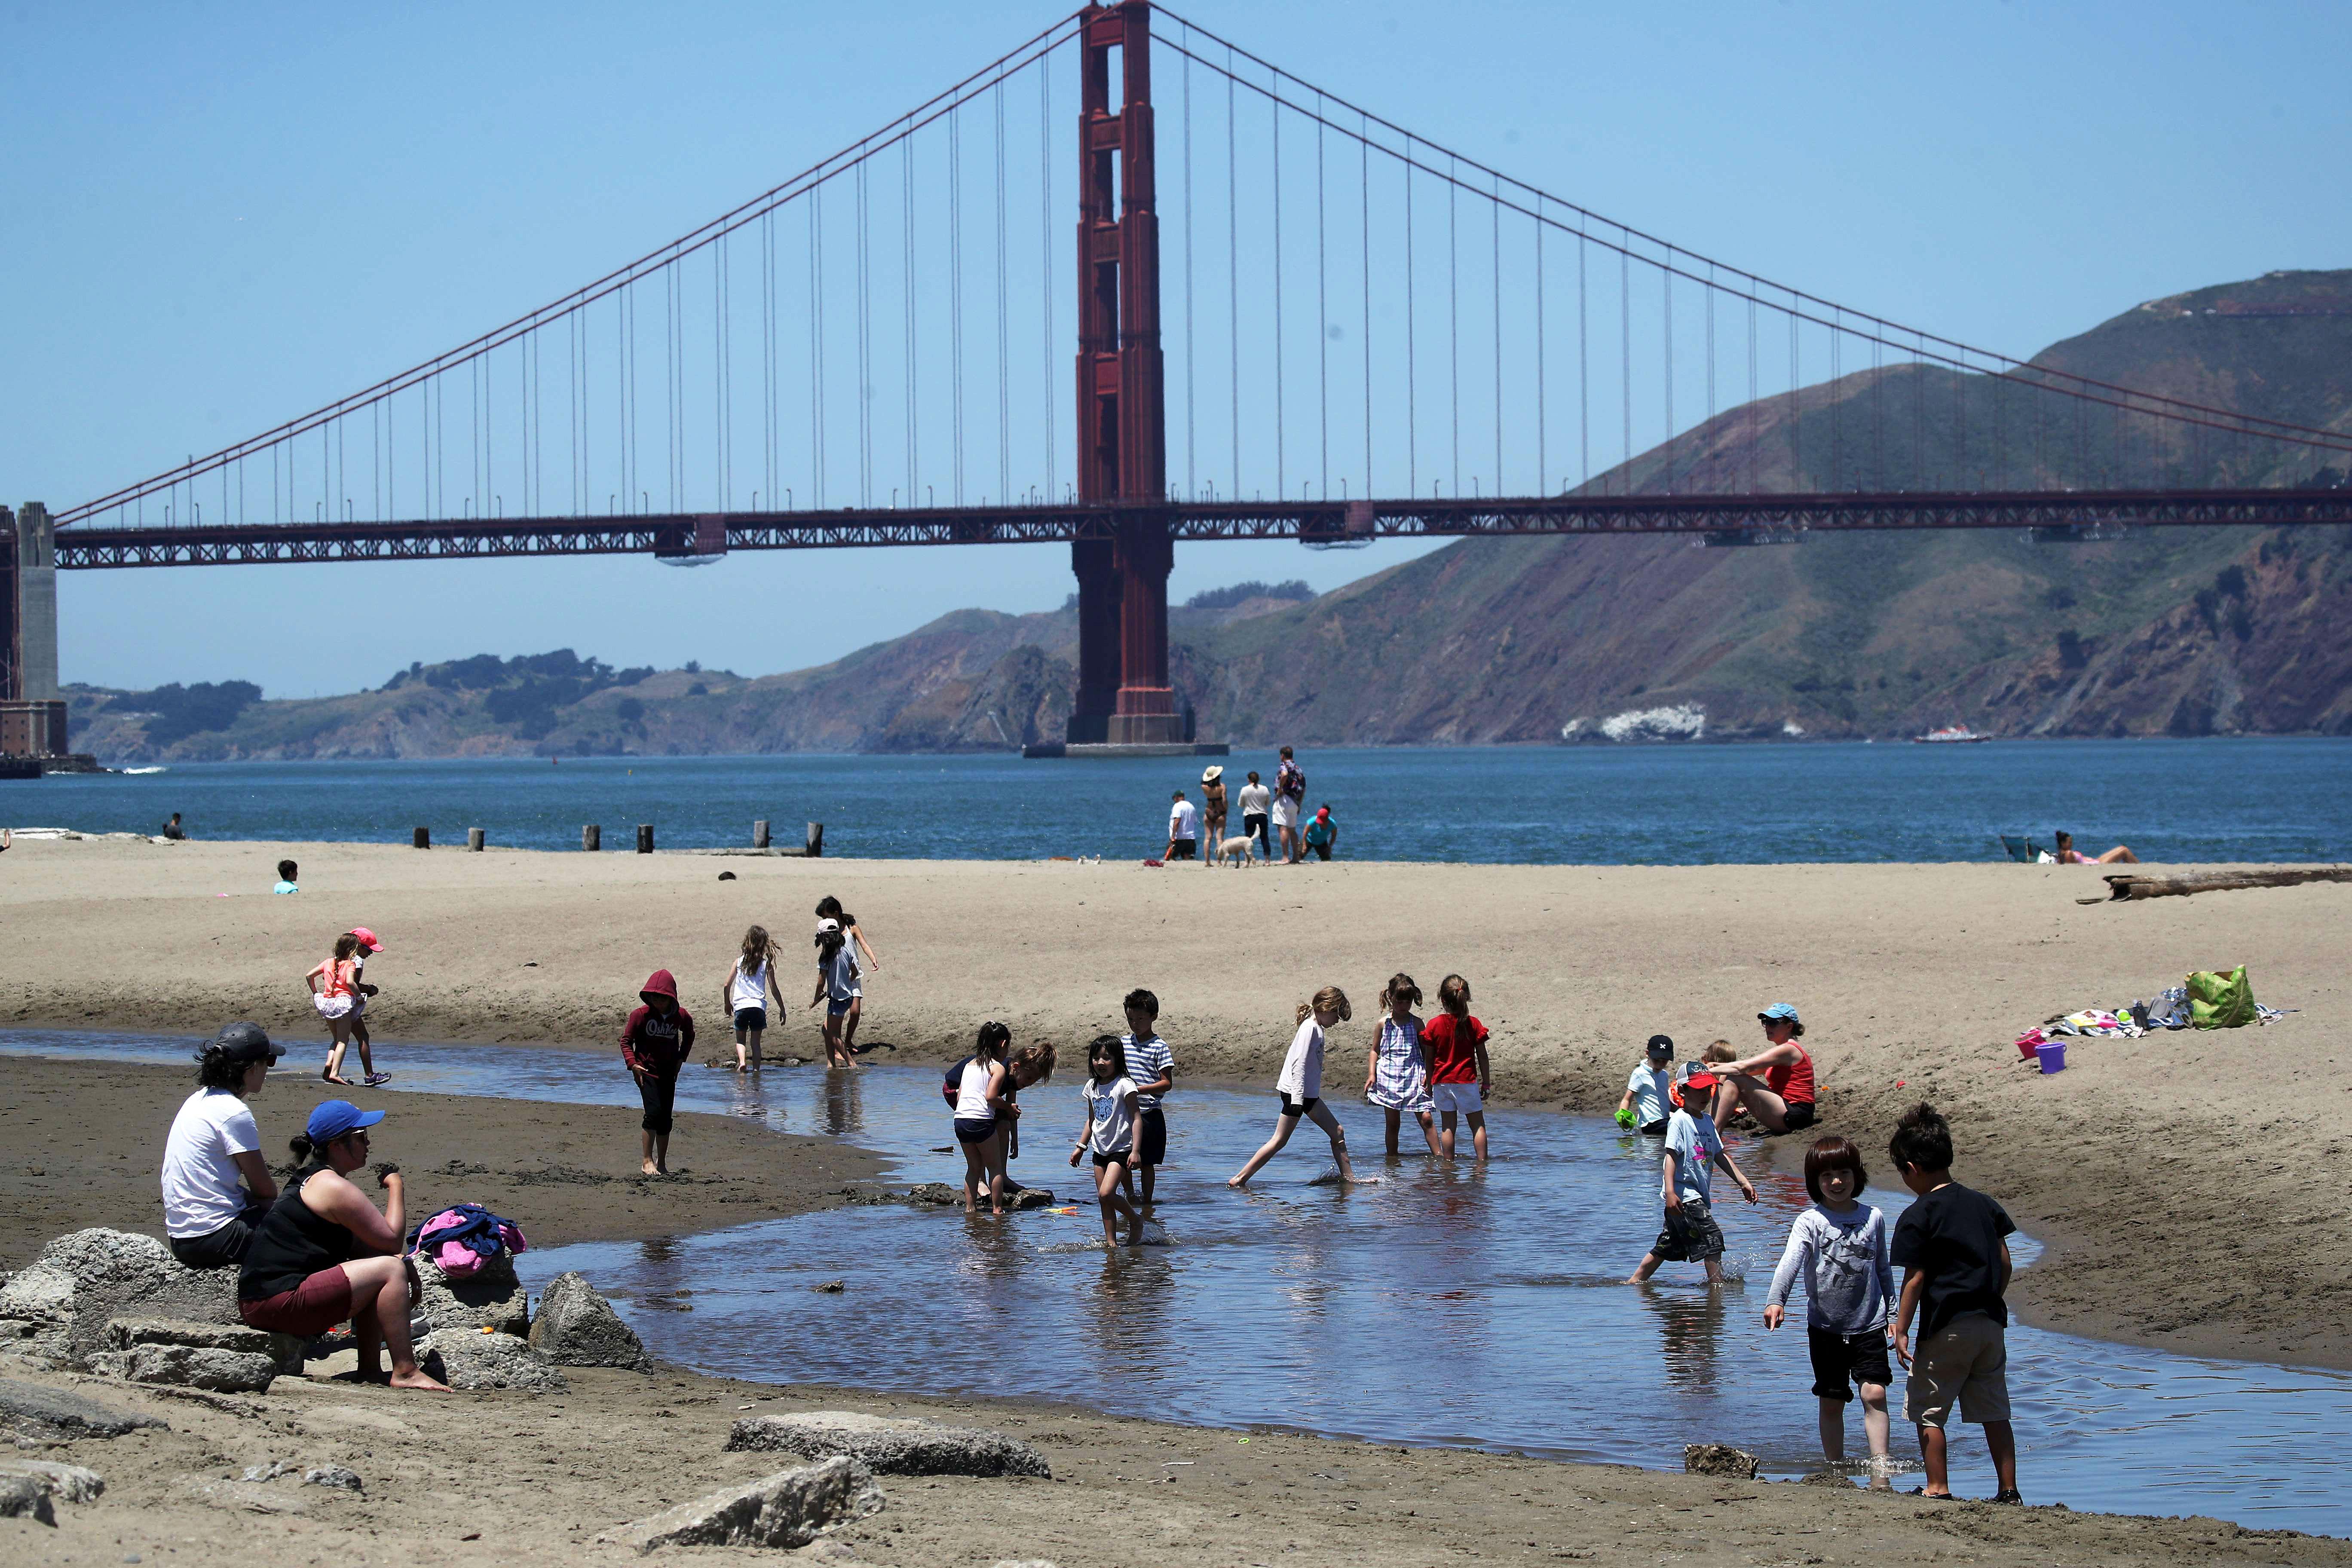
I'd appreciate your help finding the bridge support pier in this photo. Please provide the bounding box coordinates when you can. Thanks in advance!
[1067,538,1120,743]
[1109,512,1178,744]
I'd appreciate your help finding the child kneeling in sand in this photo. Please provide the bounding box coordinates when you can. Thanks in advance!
[1764,1136,1895,1478]
[1071,1035,1145,1246]
[1627,1068,1755,1284]
[1230,987,1361,1187]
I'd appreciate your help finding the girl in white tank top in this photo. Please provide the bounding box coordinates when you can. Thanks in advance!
[726,926,780,1073]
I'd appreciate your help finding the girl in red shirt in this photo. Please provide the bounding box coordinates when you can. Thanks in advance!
[1423,974,1492,1160]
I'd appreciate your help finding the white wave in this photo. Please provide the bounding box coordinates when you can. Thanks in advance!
[1599,702,1707,742]
[121,766,169,775]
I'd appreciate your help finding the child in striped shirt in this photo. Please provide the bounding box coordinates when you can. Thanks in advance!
[1121,987,1176,1206]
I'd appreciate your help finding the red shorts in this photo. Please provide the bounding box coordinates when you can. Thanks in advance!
[240,1267,354,1337]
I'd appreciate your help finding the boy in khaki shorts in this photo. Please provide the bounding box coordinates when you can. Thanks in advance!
[1887,1102,2021,1503]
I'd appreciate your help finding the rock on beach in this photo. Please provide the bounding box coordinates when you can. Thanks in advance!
[0,1378,165,1443]
[0,1228,240,1368]
[414,1252,530,1337]
[727,1410,1052,1479]
[1684,1442,1760,1479]
[618,1456,883,1553]
[419,1329,568,1392]
[526,1271,647,1369]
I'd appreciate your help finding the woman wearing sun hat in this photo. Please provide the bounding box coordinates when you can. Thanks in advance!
[1199,765,1228,864]
[238,1099,447,1391]
[1709,1002,1818,1134]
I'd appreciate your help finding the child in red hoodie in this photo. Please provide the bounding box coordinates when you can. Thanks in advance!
[621,970,695,1174]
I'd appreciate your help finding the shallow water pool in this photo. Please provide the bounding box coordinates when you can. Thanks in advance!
[7,1026,2345,1535]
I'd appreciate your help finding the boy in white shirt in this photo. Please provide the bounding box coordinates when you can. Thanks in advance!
[1617,1033,1676,1135]
[1626,1069,1757,1285]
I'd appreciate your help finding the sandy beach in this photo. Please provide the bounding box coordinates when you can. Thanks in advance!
[2,836,2349,1562]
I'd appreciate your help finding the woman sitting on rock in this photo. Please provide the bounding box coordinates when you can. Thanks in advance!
[237,1099,448,1391]
[161,1022,282,1269]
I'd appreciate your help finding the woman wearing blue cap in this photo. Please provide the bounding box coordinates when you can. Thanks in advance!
[238,1099,449,1391]
[1709,1004,1818,1134]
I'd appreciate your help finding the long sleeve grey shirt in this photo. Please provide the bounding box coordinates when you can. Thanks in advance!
[1766,1203,1895,1333]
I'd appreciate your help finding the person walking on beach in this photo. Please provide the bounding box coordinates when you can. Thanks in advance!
[306,931,386,1088]
[1120,988,1176,1206]
[160,1023,283,1269]
[1888,1103,2021,1504]
[1272,747,1306,864]
[1627,1068,1757,1285]
[622,969,695,1174]
[237,1099,448,1391]
[1071,1034,1146,1248]
[1230,986,1361,1187]
[812,921,861,1068]
[1363,973,1438,1157]
[1424,974,1493,1161]
[1199,766,1229,864]
[814,897,878,1057]
[1236,771,1272,859]
[1617,1035,1677,1135]
[1711,1003,1818,1134]
[1764,1136,1896,1479]
[723,925,786,1073]
[952,1021,1014,1216]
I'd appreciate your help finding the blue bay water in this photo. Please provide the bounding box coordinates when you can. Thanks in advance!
[5,1027,2346,1534]
[9,736,2352,863]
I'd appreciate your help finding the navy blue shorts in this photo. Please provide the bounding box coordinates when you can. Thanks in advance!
[733,1007,768,1032]
[953,1117,997,1145]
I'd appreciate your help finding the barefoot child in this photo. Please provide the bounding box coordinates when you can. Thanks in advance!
[621,970,695,1175]
[723,925,785,1072]
[998,1040,1058,1172]
[1888,1103,2021,1504]
[815,897,879,1057]
[1627,1069,1757,1284]
[811,920,859,1068]
[1424,974,1491,1160]
[1764,1136,1895,1476]
[1617,1034,1676,1134]
[1229,987,1360,1187]
[952,1022,1013,1215]
[1120,988,1176,1206]
[1070,1035,1145,1246]
[1363,972,1438,1156]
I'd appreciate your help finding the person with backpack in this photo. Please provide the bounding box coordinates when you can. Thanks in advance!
[946,1021,1014,1215]
[1273,747,1307,864]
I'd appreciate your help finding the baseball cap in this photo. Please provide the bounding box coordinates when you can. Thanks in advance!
[815,917,841,934]
[1679,1069,1719,1094]
[1757,1002,1801,1024]
[305,1099,386,1143]
[210,1020,282,1066]
[1645,1033,1674,1059]
[349,927,384,953]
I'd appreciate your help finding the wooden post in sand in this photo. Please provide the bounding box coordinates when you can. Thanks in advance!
[753,819,771,849]
[467,828,485,852]
[806,822,824,858]
[582,824,600,851]
[636,824,655,854]
[412,826,429,849]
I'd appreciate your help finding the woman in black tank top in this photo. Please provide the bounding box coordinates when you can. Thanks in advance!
[237,1100,448,1391]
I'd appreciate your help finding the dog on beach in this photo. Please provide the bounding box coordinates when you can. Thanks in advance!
[1212,834,1259,868]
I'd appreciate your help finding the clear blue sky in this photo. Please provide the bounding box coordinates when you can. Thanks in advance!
[4,1,2346,696]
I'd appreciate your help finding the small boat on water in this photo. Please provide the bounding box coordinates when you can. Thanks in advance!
[1912,725,1991,744]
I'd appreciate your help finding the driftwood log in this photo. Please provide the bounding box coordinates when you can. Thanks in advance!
[2087,865,2352,903]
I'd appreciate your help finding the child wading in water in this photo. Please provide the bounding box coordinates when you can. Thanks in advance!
[814,897,879,1057]
[1627,1068,1757,1284]
[1888,1102,2021,1504]
[1424,974,1492,1160]
[1120,988,1175,1207]
[723,925,785,1073]
[1070,1035,1146,1247]
[1764,1136,1896,1478]
[997,1040,1057,1174]
[952,1022,1014,1216]
[305,930,387,1087]
[1229,987,1361,1187]
[1363,972,1438,1156]
[811,920,860,1068]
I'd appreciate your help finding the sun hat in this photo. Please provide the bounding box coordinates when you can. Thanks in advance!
[1645,1034,1674,1059]
[1202,765,1224,784]
[306,1099,386,1143]
[1757,1002,1801,1024]
[349,927,384,953]
[211,1020,282,1066]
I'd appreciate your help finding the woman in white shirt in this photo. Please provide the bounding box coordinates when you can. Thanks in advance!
[722,925,786,1073]
[161,1023,283,1268]
[1229,987,1362,1187]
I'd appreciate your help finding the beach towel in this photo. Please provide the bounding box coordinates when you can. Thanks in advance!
[407,1203,528,1278]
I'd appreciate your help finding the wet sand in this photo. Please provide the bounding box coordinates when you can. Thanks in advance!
[3,835,2348,1377]
[7,1360,2346,1568]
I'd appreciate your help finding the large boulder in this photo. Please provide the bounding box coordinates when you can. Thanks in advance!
[0,1378,165,1442]
[526,1273,646,1369]
[0,1230,239,1369]
[414,1253,529,1337]
[418,1329,567,1392]
[618,1457,882,1553]
[726,1411,1052,1479]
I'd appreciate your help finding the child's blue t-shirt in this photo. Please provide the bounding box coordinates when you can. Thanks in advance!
[1664,1109,1723,1204]
[272,881,299,895]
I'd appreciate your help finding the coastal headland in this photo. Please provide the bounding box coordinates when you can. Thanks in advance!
[3,836,2348,1563]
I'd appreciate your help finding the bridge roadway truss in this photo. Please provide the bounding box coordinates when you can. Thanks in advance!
[49,487,2352,570]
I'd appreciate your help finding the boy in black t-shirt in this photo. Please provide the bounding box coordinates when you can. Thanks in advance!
[1888,1103,2021,1504]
